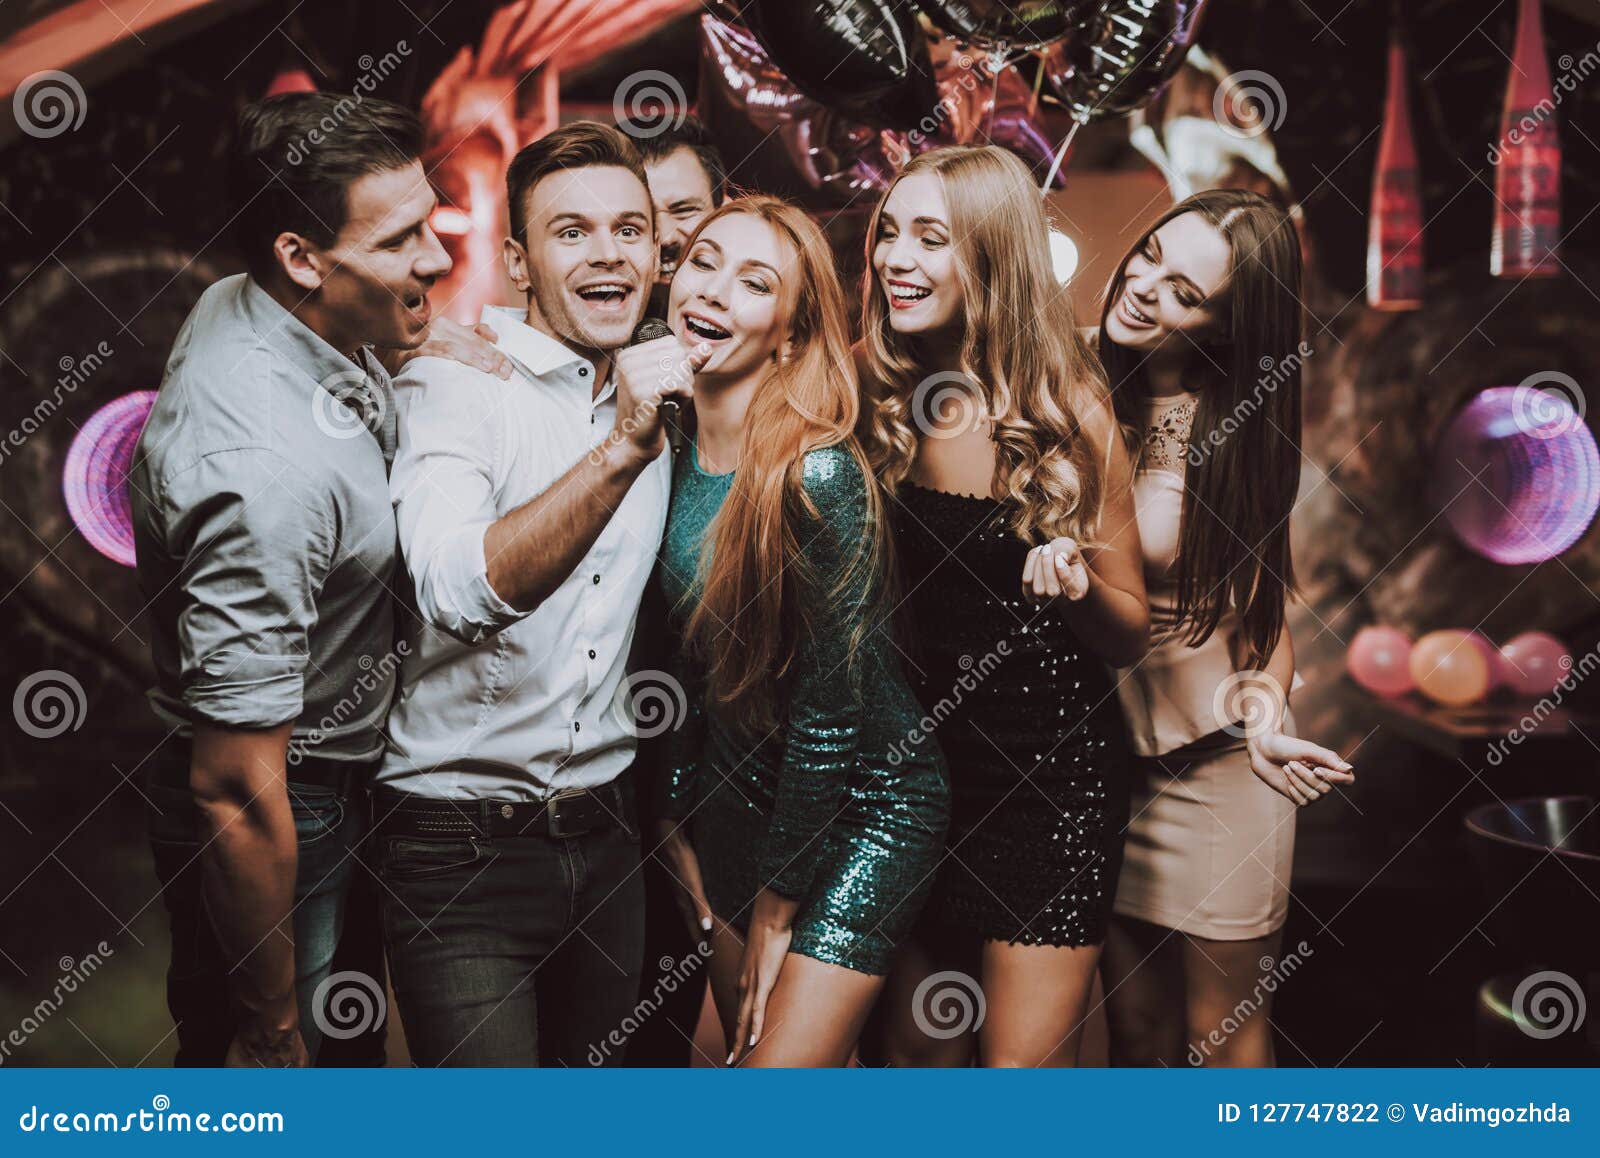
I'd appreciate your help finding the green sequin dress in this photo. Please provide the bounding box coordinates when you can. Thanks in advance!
[657,441,949,975]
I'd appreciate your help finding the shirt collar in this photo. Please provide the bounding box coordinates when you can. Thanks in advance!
[480,305,592,380]
[239,274,381,391]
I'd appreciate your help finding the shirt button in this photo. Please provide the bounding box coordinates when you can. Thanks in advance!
[579,366,589,377]
[592,574,601,584]
[574,721,582,733]
[500,804,514,819]
[588,649,597,660]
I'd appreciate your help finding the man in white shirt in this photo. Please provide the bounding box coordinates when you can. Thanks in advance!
[373,122,705,1066]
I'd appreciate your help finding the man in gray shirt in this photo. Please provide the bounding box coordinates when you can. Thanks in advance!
[131,93,504,1067]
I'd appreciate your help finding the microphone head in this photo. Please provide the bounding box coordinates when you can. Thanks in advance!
[630,318,673,345]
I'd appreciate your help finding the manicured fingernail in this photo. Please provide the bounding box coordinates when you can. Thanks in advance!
[749,1033,757,1046]
[701,916,713,931]
[725,1051,735,1065]
[1056,555,1069,569]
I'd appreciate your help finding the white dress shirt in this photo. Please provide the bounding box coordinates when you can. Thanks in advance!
[377,305,671,801]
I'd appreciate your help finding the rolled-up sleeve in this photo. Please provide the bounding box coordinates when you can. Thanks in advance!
[390,359,525,645]
[165,448,331,729]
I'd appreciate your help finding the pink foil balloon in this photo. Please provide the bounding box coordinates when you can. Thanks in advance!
[1346,625,1415,697]
[1498,631,1572,699]
[1411,629,1493,707]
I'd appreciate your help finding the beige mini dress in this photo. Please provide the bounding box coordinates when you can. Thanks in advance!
[1111,393,1297,940]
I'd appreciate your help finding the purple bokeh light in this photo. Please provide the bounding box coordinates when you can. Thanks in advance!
[1433,384,1600,565]
[62,391,157,568]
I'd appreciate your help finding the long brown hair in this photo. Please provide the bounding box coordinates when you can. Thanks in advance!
[1099,189,1304,670]
[860,145,1108,545]
[681,195,889,734]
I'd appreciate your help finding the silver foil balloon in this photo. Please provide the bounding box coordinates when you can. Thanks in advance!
[1043,0,1212,124]
[917,0,1090,51]
[698,15,904,200]
[747,0,938,130]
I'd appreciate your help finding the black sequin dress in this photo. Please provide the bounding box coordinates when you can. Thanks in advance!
[893,483,1131,947]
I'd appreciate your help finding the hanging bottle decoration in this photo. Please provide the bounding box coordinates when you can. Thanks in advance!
[1491,0,1561,278]
[1366,31,1424,310]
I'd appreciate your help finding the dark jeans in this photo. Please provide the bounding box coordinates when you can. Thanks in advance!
[146,778,387,1066]
[625,817,712,1066]
[376,797,645,1067]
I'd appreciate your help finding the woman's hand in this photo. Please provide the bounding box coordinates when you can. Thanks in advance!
[1022,537,1091,602]
[1246,730,1354,806]
[653,818,714,941]
[729,889,796,1065]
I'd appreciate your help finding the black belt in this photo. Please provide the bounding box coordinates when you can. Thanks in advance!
[146,734,375,797]
[373,782,632,840]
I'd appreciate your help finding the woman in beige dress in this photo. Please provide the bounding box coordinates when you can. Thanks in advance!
[1063,190,1354,1066]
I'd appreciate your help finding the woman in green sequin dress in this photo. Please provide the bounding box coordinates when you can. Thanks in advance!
[653,195,948,1067]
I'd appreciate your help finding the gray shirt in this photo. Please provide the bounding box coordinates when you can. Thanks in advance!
[130,273,400,763]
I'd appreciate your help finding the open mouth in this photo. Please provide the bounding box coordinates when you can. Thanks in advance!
[682,312,732,341]
[403,291,431,325]
[576,281,634,310]
[886,279,933,310]
[658,254,679,281]
[1118,291,1156,327]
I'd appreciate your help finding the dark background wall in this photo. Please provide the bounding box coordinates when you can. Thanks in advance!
[1,0,1596,1064]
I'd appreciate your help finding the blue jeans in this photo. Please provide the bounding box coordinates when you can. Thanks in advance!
[146,777,384,1065]
[376,798,644,1067]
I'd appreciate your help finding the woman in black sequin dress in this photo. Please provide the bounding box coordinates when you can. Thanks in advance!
[858,147,1150,1067]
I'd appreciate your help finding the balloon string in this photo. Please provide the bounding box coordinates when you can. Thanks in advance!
[1041,117,1082,194]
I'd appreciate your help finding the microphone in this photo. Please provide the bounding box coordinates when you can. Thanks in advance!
[630,317,685,453]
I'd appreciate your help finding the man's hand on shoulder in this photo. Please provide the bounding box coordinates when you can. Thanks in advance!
[386,317,513,381]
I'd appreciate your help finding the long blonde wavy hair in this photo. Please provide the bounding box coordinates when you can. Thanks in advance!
[681,195,889,735]
[860,146,1108,545]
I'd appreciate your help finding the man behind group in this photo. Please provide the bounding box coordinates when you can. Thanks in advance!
[626,114,727,318]
[131,94,466,1066]
[374,121,706,1066]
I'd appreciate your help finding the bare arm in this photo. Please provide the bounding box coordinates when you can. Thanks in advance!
[1023,396,1150,666]
[482,335,706,612]
[189,721,306,1067]
[1238,628,1356,804]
